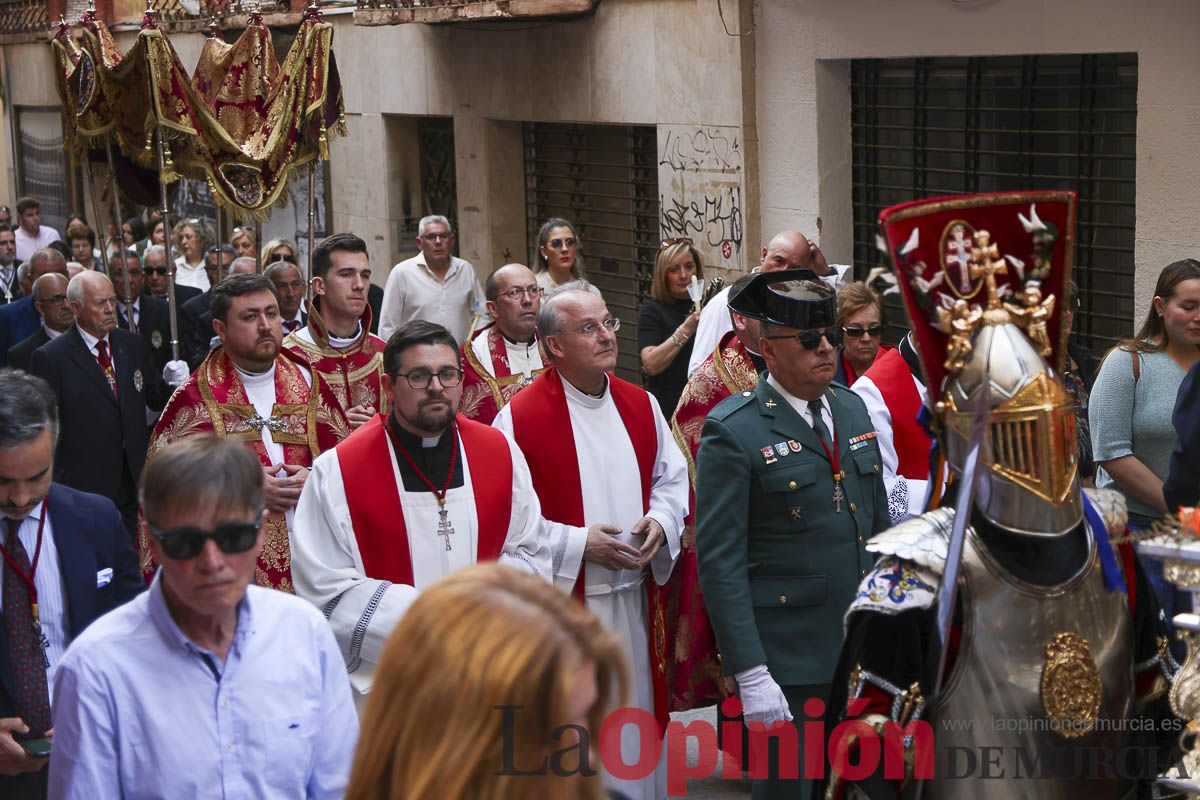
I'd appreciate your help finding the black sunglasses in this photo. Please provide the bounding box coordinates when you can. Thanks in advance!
[269,252,297,264]
[148,513,263,561]
[144,267,169,276]
[766,326,844,350]
[842,325,883,339]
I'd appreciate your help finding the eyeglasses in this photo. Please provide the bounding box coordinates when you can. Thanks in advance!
[766,326,844,350]
[144,267,170,276]
[571,318,621,337]
[391,367,464,389]
[842,325,883,339]
[499,286,544,301]
[660,237,693,248]
[420,232,452,242]
[268,252,296,264]
[38,294,68,305]
[148,513,263,561]
[547,237,577,251]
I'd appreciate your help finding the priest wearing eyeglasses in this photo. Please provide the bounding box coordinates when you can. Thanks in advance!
[493,289,689,800]
[289,320,552,707]
[693,270,887,800]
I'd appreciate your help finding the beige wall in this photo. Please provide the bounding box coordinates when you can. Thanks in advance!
[328,0,758,283]
[756,0,1200,331]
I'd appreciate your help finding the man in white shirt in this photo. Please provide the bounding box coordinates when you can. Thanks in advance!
[378,215,482,344]
[12,199,60,264]
[688,232,850,377]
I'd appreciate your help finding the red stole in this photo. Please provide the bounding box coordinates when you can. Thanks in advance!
[508,368,668,730]
[861,347,932,480]
[336,414,513,585]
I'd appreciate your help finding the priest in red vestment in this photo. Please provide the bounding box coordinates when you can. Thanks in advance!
[290,320,551,706]
[140,274,345,593]
[460,263,547,424]
[851,331,935,522]
[662,276,763,714]
[282,233,387,440]
[494,289,689,800]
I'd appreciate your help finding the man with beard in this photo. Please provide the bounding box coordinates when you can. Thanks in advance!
[0,369,142,800]
[6,274,73,373]
[142,274,342,591]
[494,289,689,800]
[32,272,185,535]
[459,263,546,425]
[283,234,386,439]
[694,270,887,800]
[180,245,237,369]
[289,320,551,706]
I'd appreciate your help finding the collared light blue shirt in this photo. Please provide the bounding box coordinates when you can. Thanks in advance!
[48,572,358,799]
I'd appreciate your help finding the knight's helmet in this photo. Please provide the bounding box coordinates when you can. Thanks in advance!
[879,192,1082,536]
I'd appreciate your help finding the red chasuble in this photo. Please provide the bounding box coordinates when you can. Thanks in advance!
[860,346,932,480]
[460,323,547,425]
[507,367,669,730]
[335,414,513,584]
[283,302,387,443]
[663,331,759,712]
[139,347,342,592]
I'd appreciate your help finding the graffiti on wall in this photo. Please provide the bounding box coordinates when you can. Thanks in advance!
[658,125,745,272]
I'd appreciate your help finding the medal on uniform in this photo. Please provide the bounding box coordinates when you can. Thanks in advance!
[385,420,459,551]
[133,369,144,393]
[152,330,163,350]
[811,421,845,513]
[761,446,777,465]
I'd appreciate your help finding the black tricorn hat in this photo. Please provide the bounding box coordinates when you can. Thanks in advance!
[727,269,837,329]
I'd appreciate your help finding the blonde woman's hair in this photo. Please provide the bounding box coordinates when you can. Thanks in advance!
[260,237,299,268]
[651,240,705,304]
[836,280,884,327]
[346,563,629,800]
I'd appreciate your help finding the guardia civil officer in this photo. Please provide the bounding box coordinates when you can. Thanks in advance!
[694,270,888,800]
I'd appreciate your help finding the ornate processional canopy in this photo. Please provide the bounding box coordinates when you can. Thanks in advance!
[51,2,346,216]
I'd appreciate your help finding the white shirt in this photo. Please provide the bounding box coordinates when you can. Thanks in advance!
[289,423,551,701]
[687,263,853,377]
[0,500,69,695]
[852,359,932,523]
[116,297,140,329]
[766,373,834,435]
[470,329,543,380]
[43,324,64,340]
[174,256,210,292]
[15,225,61,262]
[378,254,482,345]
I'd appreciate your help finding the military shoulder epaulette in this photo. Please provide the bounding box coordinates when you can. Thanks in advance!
[707,388,757,422]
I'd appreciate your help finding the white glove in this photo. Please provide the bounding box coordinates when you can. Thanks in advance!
[162,359,189,387]
[735,664,793,726]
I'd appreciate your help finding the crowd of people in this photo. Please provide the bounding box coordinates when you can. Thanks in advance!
[0,191,1197,800]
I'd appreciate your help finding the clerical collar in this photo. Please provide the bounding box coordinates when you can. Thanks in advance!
[561,373,610,407]
[232,362,276,388]
[387,414,452,450]
[327,321,362,349]
[500,329,536,348]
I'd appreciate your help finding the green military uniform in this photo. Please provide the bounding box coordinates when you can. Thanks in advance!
[696,375,888,799]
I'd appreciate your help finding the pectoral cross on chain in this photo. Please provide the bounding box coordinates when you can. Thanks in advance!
[832,479,845,513]
[436,499,455,551]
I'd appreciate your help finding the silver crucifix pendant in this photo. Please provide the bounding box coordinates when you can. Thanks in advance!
[437,506,455,551]
[832,480,845,513]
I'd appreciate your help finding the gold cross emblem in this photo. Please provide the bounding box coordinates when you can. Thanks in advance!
[765,399,777,408]
[789,507,803,522]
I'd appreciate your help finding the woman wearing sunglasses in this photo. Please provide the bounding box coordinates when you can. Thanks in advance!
[833,281,890,386]
[533,217,601,297]
[260,237,299,268]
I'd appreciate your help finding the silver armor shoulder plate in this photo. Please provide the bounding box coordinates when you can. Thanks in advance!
[1083,486,1127,539]
[864,507,955,574]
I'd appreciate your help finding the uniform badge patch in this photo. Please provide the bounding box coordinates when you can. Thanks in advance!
[789,507,803,522]
[151,330,163,349]
[848,431,877,445]
[133,369,144,393]
[787,439,802,452]
[761,446,777,465]
[774,442,789,457]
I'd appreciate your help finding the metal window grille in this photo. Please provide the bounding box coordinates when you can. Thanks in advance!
[851,54,1138,351]
[524,123,659,381]
[18,124,68,234]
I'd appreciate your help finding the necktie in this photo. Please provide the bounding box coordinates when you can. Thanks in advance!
[808,399,831,446]
[284,319,302,334]
[96,340,118,399]
[3,518,51,737]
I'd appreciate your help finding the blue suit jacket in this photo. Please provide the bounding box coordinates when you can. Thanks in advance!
[0,484,142,798]
[0,296,38,367]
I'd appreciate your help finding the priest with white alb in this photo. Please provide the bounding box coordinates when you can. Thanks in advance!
[290,320,552,706]
[494,289,688,800]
